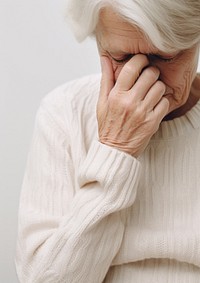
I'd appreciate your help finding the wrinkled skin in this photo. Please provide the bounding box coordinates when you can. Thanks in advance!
[96,8,200,157]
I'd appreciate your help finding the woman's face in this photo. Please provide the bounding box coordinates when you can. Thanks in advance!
[96,8,200,118]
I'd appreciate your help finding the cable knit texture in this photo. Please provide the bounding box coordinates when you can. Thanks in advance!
[16,74,200,282]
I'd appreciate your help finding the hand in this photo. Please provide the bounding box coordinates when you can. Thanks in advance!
[97,54,169,157]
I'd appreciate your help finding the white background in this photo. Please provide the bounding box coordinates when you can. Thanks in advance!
[1,1,200,282]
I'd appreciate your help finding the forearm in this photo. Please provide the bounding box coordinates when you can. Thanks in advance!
[16,141,141,283]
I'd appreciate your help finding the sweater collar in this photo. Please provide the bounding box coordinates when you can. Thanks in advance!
[153,98,200,139]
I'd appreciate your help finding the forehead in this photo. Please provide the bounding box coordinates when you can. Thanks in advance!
[96,7,158,55]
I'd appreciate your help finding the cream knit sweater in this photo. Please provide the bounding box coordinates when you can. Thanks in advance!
[16,74,200,283]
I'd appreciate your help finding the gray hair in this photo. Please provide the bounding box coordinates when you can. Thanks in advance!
[66,0,200,53]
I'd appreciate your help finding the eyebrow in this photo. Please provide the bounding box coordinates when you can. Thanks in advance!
[107,49,179,61]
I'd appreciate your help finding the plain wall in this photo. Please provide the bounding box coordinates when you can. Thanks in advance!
[1,1,200,282]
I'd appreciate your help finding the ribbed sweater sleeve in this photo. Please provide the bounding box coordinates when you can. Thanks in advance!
[16,89,141,283]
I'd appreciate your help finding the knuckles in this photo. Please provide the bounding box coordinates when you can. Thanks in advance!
[108,91,149,125]
[108,91,133,112]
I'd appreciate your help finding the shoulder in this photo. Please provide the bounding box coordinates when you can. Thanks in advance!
[42,74,101,110]
[36,74,101,132]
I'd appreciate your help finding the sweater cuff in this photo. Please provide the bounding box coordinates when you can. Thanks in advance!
[78,140,141,208]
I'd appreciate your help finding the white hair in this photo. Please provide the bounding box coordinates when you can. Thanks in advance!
[66,0,200,53]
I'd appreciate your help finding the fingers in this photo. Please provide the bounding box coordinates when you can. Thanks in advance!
[116,54,149,91]
[100,56,115,101]
[131,66,160,100]
[100,53,169,121]
[144,80,166,111]
[154,97,170,121]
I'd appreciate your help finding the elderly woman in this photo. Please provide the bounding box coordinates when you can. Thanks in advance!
[16,0,200,282]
